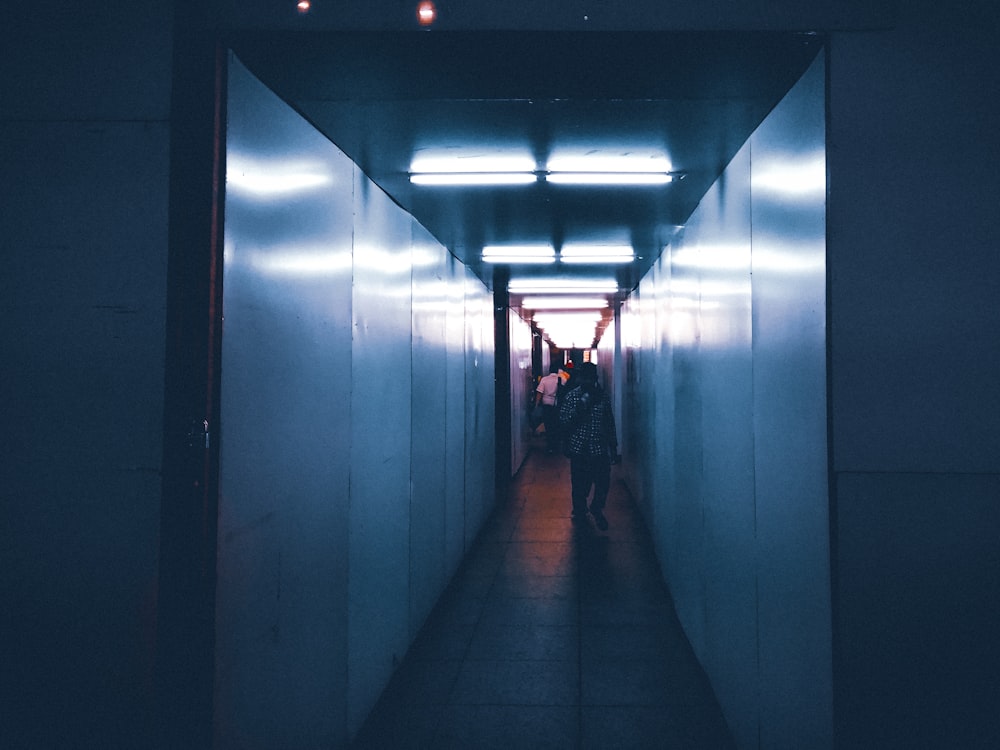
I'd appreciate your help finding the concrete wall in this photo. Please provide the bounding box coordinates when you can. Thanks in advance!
[621,54,830,748]
[827,9,1000,747]
[213,58,495,748]
[0,3,173,747]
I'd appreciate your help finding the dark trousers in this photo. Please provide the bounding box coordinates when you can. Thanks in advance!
[569,454,611,515]
[542,404,560,452]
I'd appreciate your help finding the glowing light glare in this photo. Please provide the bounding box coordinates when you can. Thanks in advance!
[482,244,555,264]
[416,0,436,25]
[535,314,602,347]
[520,297,609,310]
[296,0,310,13]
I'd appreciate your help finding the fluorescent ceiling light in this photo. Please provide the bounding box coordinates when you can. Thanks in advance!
[546,154,673,173]
[520,297,609,309]
[410,172,537,186]
[409,154,537,185]
[545,153,674,185]
[533,312,604,326]
[411,154,536,173]
[508,278,619,294]
[561,244,635,264]
[482,245,555,264]
[545,172,672,185]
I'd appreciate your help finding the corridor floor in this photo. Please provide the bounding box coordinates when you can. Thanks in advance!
[351,440,736,749]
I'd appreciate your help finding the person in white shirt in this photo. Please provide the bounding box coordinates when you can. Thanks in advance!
[535,365,562,454]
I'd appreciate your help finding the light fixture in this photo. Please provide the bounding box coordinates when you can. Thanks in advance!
[560,244,635,264]
[520,297,609,310]
[409,153,537,186]
[546,172,673,185]
[545,153,674,185]
[410,172,536,186]
[508,278,619,294]
[482,244,555,264]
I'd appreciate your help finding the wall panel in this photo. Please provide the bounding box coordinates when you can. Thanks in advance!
[686,144,759,745]
[749,55,831,748]
[444,255,469,576]
[216,58,496,748]
[620,52,828,749]
[347,164,415,732]
[463,275,496,545]
[409,222,449,636]
[216,58,353,748]
[509,311,535,474]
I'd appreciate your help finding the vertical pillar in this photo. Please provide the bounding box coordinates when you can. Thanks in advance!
[155,4,225,746]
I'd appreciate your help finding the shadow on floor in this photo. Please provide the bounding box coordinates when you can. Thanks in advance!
[351,443,736,749]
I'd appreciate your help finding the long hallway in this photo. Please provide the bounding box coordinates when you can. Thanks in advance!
[351,439,736,749]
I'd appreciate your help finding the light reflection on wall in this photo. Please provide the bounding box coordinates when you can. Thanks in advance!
[752,241,826,274]
[238,243,444,280]
[751,152,825,200]
[226,152,335,197]
[243,246,352,276]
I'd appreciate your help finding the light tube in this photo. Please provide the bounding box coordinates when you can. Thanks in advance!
[508,278,619,294]
[520,297,609,309]
[482,245,555,264]
[410,172,537,186]
[546,172,672,185]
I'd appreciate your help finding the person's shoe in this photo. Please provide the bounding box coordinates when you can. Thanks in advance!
[591,510,609,531]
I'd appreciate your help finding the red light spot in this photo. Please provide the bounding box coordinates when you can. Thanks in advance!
[417,1,436,26]
[297,0,311,13]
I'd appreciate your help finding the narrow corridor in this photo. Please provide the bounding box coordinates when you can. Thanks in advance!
[351,439,736,749]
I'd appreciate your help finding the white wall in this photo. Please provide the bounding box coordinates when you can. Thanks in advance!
[214,57,495,749]
[509,312,535,474]
[621,53,830,749]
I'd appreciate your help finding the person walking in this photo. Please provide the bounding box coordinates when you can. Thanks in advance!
[535,365,562,453]
[558,362,619,530]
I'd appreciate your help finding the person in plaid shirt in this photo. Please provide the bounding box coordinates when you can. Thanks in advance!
[558,362,619,530]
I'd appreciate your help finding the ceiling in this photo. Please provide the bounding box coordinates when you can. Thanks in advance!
[228,30,823,345]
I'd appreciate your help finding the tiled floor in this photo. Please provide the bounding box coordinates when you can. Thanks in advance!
[351,441,736,749]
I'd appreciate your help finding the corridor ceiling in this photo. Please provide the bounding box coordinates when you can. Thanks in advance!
[229,30,823,335]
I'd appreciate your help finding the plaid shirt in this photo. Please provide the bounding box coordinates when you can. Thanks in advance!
[559,383,617,457]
